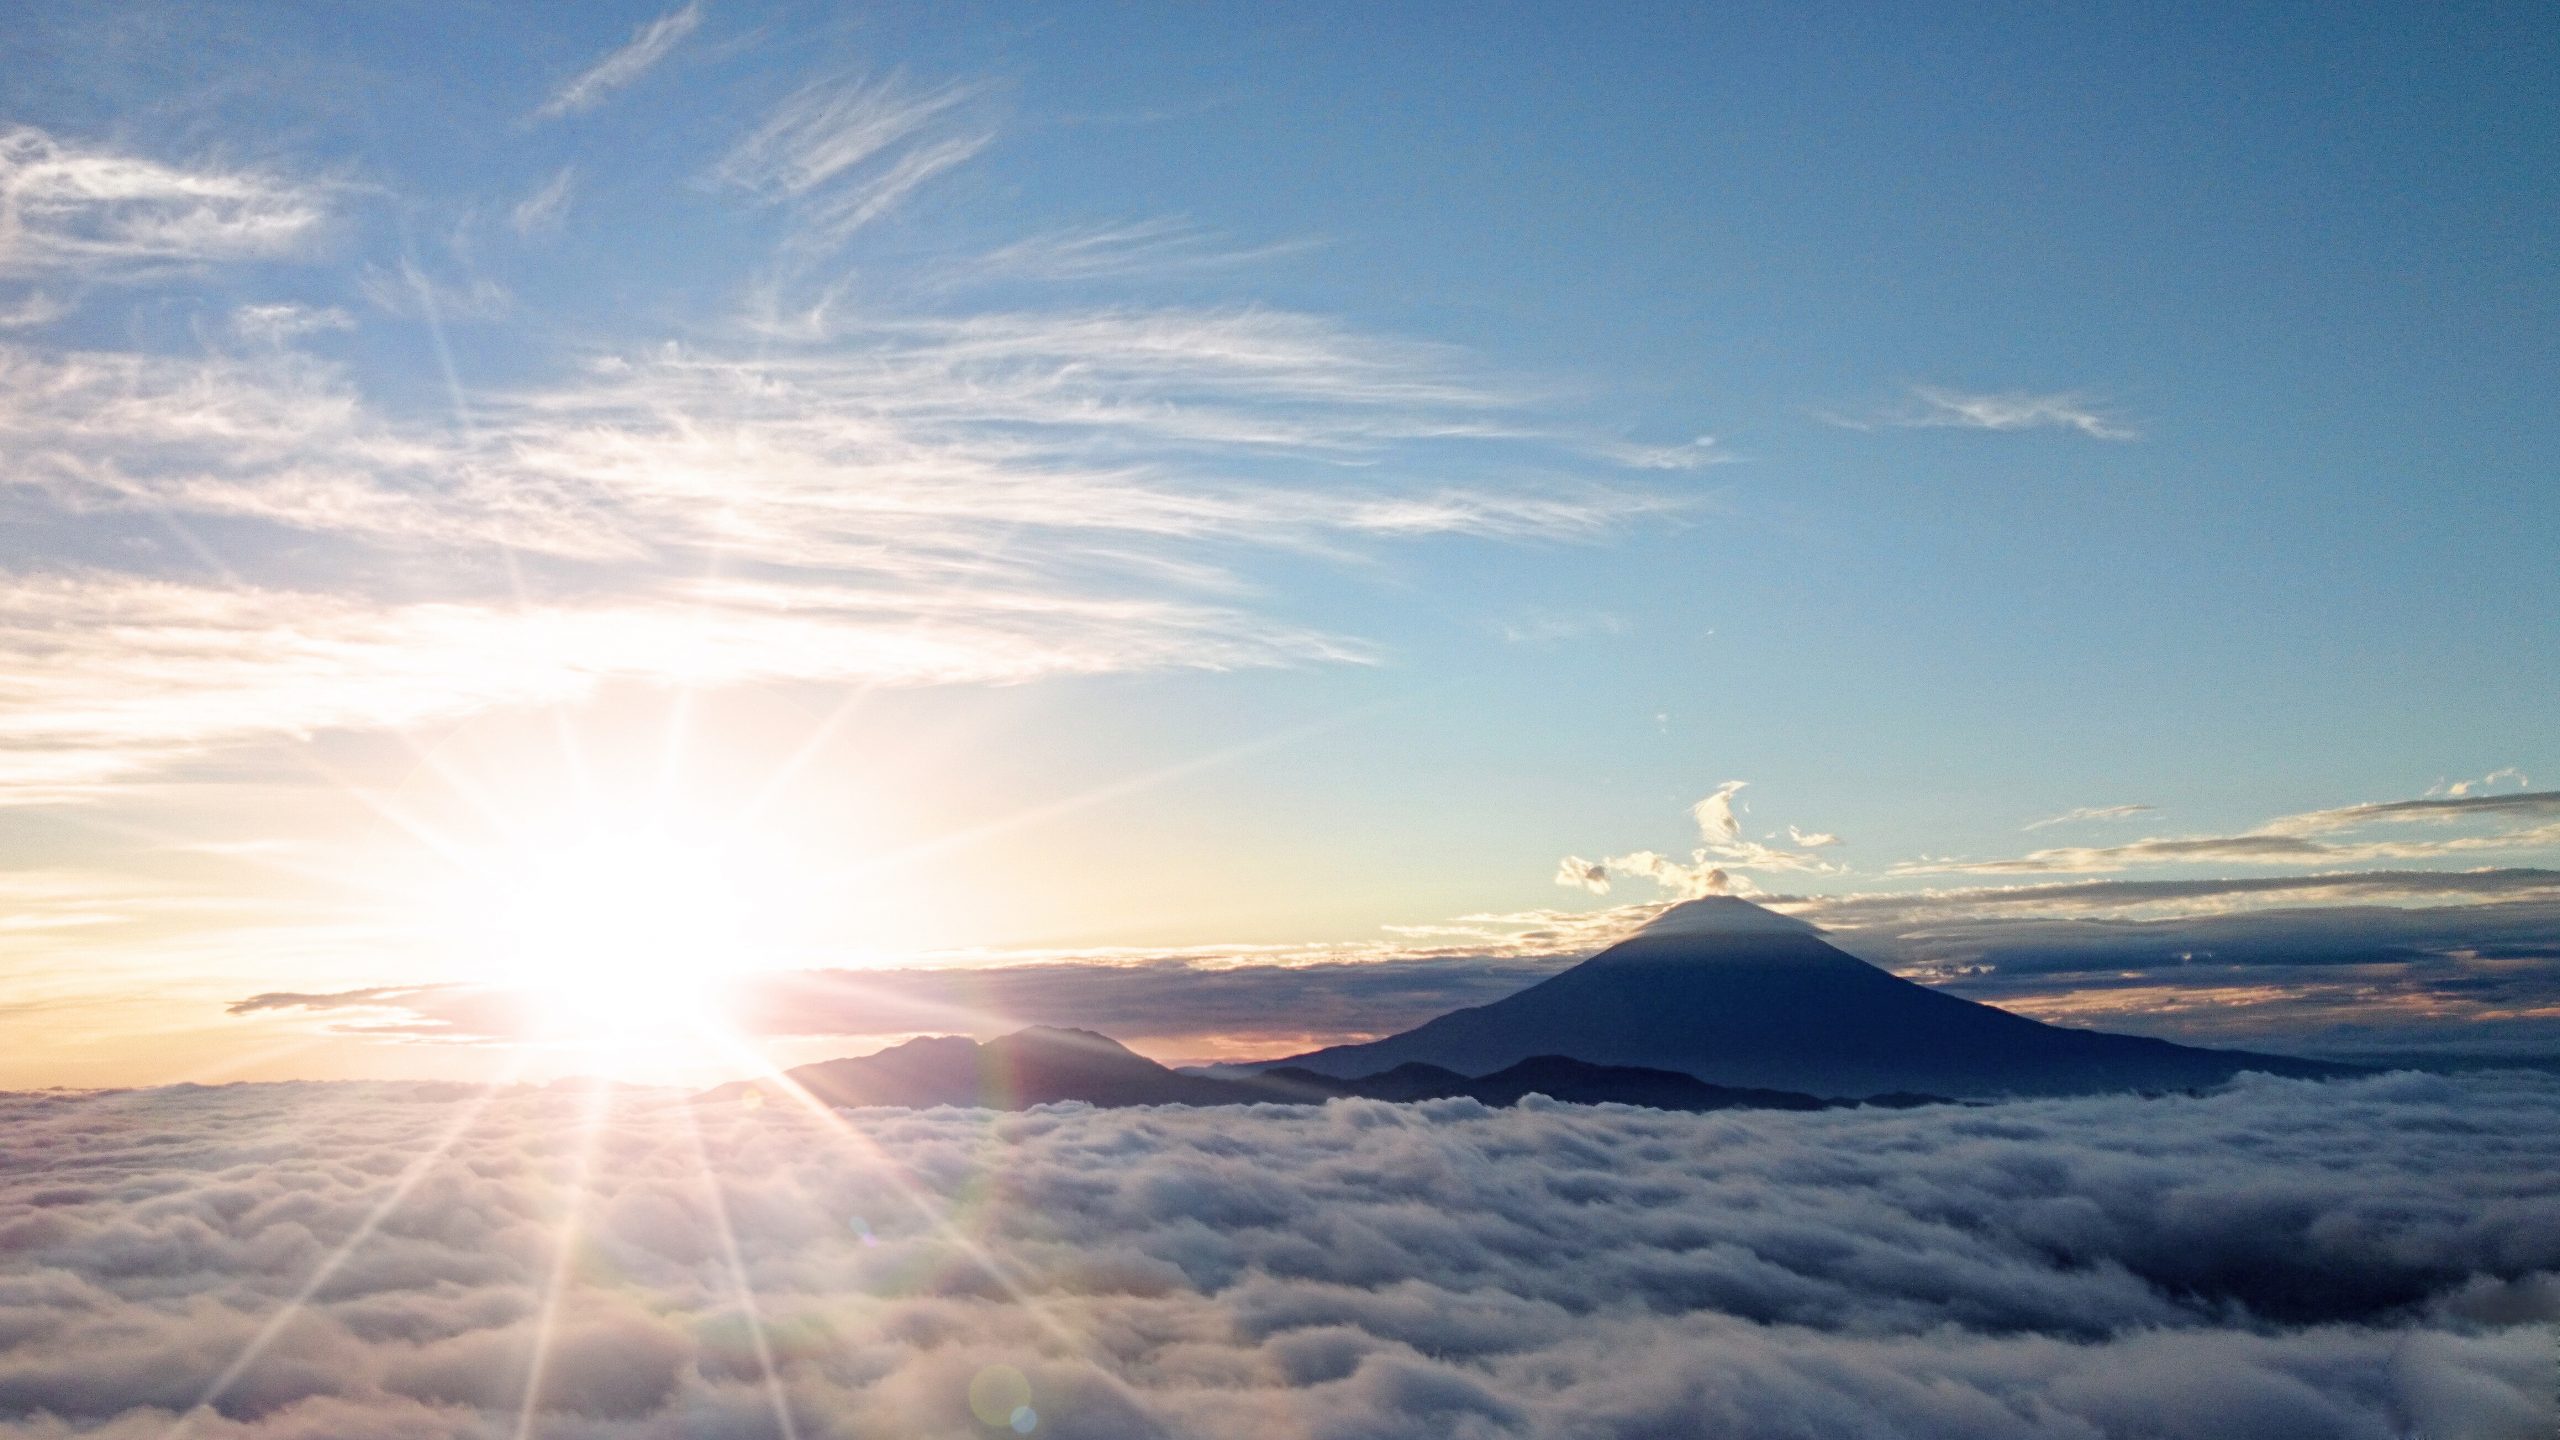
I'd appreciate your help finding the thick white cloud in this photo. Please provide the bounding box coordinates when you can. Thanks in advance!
[0,1072,2550,1437]
[1560,783,1845,898]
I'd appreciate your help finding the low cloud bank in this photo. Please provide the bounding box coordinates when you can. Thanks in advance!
[233,875,2560,1063]
[1,1071,2554,1437]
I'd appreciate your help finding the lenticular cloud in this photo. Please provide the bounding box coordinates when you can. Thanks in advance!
[1,1073,2554,1438]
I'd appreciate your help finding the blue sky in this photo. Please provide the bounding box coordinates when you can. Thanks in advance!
[1,2,2555,1081]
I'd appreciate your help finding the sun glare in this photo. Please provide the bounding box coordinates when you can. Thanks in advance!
[499,830,749,1043]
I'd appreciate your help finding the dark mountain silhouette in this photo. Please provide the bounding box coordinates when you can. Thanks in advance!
[1252,896,2366,1098]
[706,1027,1243,1110]
[700,1025,1864,1114]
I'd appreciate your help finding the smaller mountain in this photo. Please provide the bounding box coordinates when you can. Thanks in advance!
[705,1026,1245,1110]
[700,1027,1861,1114]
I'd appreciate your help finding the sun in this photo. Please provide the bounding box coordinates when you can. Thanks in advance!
[497,828,749,1043]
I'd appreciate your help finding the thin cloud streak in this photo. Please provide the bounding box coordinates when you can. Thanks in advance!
[530,2,703,121]
[714,73,989,255]
[953,218,1324,287]
[1826,386,2136,440]
[2024,802,2156,831]
[508,166,576,238]
[1898,790,2560,876]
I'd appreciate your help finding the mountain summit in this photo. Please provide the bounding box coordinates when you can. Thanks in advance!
[1257,896,2360,1098]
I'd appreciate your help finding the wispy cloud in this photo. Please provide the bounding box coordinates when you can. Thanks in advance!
[1591,434,1733,470]
[0,289,70,328]
[228,302,353,344]
[1827,385,2136,441]
[1498,609,1625,646]
[508,165,576,238]
[2023,802,2156,832]
[530,2,703,121]
[0,52,1682,811]
[0,572,1362,802]
[0,295,1664,799]
[357,257,510,322]
[0,127,329,281]
[714,72,990,255]
[1896,789,2560,876]
[954,218,1324,287]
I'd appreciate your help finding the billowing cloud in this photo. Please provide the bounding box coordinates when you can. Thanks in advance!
[0,127,329,281]
[1560,783,1846,898]
[531,3,704,121]
[0,1074,2549,1436]
[1552,856,1610,895]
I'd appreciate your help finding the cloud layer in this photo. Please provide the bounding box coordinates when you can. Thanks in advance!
[0,1073,2551,1437]
[219,867,2560,1063]
[1897,789,2560,877]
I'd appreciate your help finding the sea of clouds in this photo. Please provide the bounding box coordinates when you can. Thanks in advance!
[2,1071,2555,1439]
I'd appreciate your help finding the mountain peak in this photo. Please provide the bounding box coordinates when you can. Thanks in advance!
[1634,895,1822,939]
[1002,1025,1141,1057]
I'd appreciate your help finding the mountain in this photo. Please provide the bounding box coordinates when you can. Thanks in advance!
[1251,896,2366,1098]
[700,1025,1860,1113]
[706,1027,1246,1110]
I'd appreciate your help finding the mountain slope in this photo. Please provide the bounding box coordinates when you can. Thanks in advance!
[700,1026,1857,1113]
[1256,897,2364,1098]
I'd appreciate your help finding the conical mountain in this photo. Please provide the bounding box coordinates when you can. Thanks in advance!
[1259,896,2360,1098]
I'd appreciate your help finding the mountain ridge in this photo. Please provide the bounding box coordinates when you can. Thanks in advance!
[698,1024,1892,1114]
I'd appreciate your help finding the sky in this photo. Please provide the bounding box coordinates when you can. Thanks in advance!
[2,1,2556,1085]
